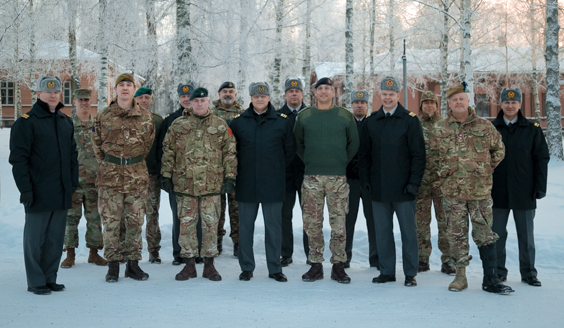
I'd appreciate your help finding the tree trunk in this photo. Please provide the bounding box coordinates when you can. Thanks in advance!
[29,0,36,105]
[544,0,564,160]
[69,0,79,116]
[532,68,540,123]
[97,0,108,110]
[302,0,312,106]
[368,0,376,111]
[176,0,193,84]
[439,0,450,117]
[461,0,474,107]
[388,0,395,71]
[344,0,354,106]
[272,0,284,109]
[145,0,158,91]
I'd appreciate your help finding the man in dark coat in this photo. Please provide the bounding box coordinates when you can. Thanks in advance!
[9,75,79,295]
[156,82,196,265]
[358,76,425,287]
[230,82,296,282]
[278,78,309,267]
[491,88,549,287]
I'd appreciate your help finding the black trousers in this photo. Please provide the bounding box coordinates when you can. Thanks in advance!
[24,210,67,288]
[170,192,201,258]
[492,208,537,279]
[281,179,309,258]
[345,178,378,267]
[238,202,283,275]
[372,200,418,277]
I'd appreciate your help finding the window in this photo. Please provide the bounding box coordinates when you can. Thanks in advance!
[63,81,72,105]
[1,81,14,105]
[475,94,489,117]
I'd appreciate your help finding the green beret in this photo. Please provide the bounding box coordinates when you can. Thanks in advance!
[115,73,135,86]
[218,82,236,92]
[314,77,332,88]
[73,88,92,99]
[134,87,152,97]
[189,87,208,100]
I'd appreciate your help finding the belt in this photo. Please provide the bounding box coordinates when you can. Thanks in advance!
[104,154,144,165]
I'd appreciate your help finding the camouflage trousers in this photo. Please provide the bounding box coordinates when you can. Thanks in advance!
[64,186,103,250]
[177,194,220,258]
[443,197,499,268]
[218,191,239,243]
[415,187,449,263]
[99,188,147,261]
[301,175,349,264]
[145,174,162,252]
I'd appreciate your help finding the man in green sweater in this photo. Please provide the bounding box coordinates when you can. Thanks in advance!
[294,77,359,284]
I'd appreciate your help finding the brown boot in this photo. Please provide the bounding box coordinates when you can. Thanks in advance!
[203,257,222,281]
[418,261,430,272]
[60,248,75,268]
[175,258,197,281]
[331,263,351,284]
[105,261,119,283]
[448,267,468,292]
[302,263,323,282]
[124,260,149,281]
[88,247,108,266]
[441,262,456,275]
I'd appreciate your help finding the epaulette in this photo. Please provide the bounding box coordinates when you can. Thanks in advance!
[409,112,416,117]
[165,114,170,118]
[534,122,540,127]
[365,113,371,118]
[234,114,241,119]
[280,113,287,119]
[22,114,30,119]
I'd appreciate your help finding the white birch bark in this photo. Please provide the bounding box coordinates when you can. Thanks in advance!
[145,0,158,90]
[368,0,376,111]
[440,0,451,116]
[272,0,284,109]
[97,0,108,110]
[344,0,354,106]
[176,0,193,84]
[238,0,248,104]
[461,0,474,107]
[29,0,36,105]
[302,0,312,105]
[68,0,79,116]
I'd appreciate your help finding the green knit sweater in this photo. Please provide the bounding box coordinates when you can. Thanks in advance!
[294,105,359,175]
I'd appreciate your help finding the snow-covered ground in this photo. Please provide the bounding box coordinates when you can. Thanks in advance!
[1,127,563,327]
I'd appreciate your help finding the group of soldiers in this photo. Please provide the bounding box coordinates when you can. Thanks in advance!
[9,72,549,296]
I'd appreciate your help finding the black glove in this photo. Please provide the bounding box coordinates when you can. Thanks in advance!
[20,191,33,207]
[404,184,419,196]
[362,183,372,194]
[534,191,546,200]
[221,179,235,194]
[161,177,174,194]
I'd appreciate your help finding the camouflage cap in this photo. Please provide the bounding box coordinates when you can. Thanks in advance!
[218,81,236,92]
[73,88,92,100]
[419,91,438,108]
[177,82,196,96]
[285,78,303,92]
[189,87,208,100]
[249,82,270,96]
[351,90,369,103]
[445,84,468,99]
[380,76,400,92]
[36,75,62,92]
[134,87,152,97]
[115,73,135,87]
[314,77,332,89]
[500,88,522,103]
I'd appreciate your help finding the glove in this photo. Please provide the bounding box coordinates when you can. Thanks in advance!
[161,177,174,194]
[20,191,33,207]
[362,183,372,194]
[221,179,236,194]
[403,184,419,196]
[534,191,546,200]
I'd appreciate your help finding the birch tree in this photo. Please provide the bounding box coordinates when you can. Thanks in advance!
[344,0,354,105]
[272,0,285,108]
[97,0,108,109]
[302,0,312,105]
[176,0,193,84]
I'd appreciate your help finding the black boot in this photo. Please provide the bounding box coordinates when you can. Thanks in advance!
[125,260,149,281]
[479,244,514,294]
[217,237,223,255]
[106,261,120,283]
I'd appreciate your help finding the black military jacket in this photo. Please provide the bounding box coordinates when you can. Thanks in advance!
[491,110,549,210]
[230,103,296,203]
[9,99,79,213]
[358,104,426,202]
[346,117,366,180]
[278,103,306,190]
[156,106,184,180]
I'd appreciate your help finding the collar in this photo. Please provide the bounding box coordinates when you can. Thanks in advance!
[503,116,518,125]
[382,104,398,116]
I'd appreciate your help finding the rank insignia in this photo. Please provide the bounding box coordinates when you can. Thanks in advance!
[327,79,332,84]
[228,83,233,87]
[534,123,540,127]
[47,81,55,89]
[258,86,265,92]
[280,114,287,118]
[386,80,394,87]
[508,91,515,98]
[291,81,298,87]
[22,113,30,119]
[357,92,363,97]
[183,86,190,92]
[409,112,416,117]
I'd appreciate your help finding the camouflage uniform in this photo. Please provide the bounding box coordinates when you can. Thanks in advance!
[93,101,155,261]
[145,112,164,253]
[161,108,237,259]
[64,115,103,250]
[415,111,449,263]
[211,99,245,243]
[429,107,505,268]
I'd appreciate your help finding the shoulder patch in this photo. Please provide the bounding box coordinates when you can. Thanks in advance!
[409,112,416,117]
[22,114,30,119]
[280,113,287,119]
[534,122,540,127]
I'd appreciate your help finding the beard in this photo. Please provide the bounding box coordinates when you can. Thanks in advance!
[221,96,234,105]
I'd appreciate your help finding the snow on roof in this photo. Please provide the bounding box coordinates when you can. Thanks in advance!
[32,40,100,61]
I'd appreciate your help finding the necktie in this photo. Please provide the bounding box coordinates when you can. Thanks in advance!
[386,112,391,117]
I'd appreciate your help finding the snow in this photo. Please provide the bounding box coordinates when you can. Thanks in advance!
[1,127,564,327]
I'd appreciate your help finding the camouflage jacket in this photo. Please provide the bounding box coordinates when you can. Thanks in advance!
[210,99,245,125]
[429,107,504,200]
[419,111,442,194]
[73,115,98,189]
[93,101,155,192]
[161,108,237,197]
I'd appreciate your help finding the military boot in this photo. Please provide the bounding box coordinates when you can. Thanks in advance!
[148,251,161,264]
[217,237,223,255]
[175,258,197,281]
[88,247,108,266]
[105,261,120,283]
[479,244,514,294]
[330,263,351,284]
[302,263,323,282]
[448,267,468,292]
[233,243,239,257]
[60,248,76,268]
[202,257,222,281]
[125,260,149,281]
